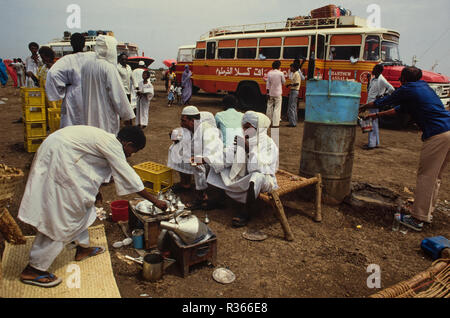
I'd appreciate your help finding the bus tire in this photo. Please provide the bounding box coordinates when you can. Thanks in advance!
[236,82,265,112]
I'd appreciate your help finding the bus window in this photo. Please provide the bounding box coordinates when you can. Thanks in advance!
[329,46,361,60]
[259,47,281,59]
[195,49,206,59]
[206,42,216,59]
[283,47,308,59]
[218,48,235,59]
[283,36,308,60]
[329,35,361,60]
[178,48,194,62]
[237,48,256,59]
[381,41,400,62]
[258,37,281,59]
[237,38,257,59]
[363,35,380,61]
[218,40,236,59]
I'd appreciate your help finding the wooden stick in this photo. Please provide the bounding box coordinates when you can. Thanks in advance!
[314,173,322,222]
[270,191,294,241]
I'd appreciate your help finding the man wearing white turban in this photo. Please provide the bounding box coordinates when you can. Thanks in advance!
[167,106,224,209]
[80,35,135,134]
[207,111,279,227]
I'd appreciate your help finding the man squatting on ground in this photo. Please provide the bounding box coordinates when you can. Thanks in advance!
[360,66,450,231]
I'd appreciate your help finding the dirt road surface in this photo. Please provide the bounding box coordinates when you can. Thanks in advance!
[0,74,448,298]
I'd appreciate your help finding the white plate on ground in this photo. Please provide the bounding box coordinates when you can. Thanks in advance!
[212,268,236,284]
[242,231,268,241]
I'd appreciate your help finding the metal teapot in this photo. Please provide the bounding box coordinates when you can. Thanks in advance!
[160,214,209,245]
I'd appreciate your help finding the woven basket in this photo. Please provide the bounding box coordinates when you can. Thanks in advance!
[0,164,24,201]
[0,207,26,245]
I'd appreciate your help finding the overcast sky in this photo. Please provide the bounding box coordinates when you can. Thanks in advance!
[1,0,449,76]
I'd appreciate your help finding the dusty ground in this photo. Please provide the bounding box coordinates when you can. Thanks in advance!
[0,73,449,298]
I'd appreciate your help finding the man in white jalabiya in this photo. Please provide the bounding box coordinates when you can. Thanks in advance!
[80,35,135,134]
[117,53,133,125]
[167,106,224,209]
[363,64,395,150]
[18,125,167,288]
[45,33,96,128]
[131,60,147,110]
[135,70,154,129]
[207,111,279,227]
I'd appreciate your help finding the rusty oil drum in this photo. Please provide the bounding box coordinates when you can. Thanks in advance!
[299,77,361,205]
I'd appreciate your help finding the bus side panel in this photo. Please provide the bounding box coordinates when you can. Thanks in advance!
[314,59,377,104]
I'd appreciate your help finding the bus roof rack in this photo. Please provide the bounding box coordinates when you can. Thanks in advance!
[200,16,368,40]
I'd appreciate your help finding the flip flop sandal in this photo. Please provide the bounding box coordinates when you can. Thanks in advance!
[21,273,62,288]
[76,246,106,262]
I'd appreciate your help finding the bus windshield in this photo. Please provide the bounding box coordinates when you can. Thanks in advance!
[381,41,400,62]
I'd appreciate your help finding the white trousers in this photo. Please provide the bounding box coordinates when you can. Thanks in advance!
[136,98,150,126]
[266,96,282,127]
[368,108,380,148]
[29,230,90,271]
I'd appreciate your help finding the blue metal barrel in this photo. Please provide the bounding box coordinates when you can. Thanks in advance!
[300,78,361,205]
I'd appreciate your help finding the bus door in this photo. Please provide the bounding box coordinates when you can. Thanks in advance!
[307,33,326,79]
[206,41,216,59]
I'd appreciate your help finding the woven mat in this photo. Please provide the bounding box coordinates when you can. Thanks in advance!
[0,225,121,298]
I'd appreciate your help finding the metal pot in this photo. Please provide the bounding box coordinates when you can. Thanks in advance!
[142,251,176,282]
[160,215,209,245]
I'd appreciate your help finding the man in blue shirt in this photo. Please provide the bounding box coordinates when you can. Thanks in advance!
[360,66,450,231]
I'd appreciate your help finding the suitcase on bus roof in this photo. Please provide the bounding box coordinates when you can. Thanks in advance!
[310,5,340,19]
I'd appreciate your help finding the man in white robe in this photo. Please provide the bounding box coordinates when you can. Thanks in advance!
[45,33,96,127]
[131,61,147,110]
[80,35,135,134]
[135,70,154,128]
[168,106,224,208]
[207,111,279,227]
[18,125,167,287]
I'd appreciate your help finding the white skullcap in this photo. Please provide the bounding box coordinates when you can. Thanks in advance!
[181,105,200,116]
[138,61,145,66]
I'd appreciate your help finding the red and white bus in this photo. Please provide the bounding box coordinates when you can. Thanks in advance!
[191,15,450,113]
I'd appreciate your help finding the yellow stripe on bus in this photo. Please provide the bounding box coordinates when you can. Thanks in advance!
[192,74,368,92]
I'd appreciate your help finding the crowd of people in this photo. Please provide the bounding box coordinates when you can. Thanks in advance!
[165,63,192,107]
[1,33,448,289]
[12,34,168,288]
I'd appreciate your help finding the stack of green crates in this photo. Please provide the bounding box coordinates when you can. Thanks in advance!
[21,88,47,153]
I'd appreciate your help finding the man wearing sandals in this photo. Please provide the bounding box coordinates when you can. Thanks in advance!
[361,66,450,231]
[207,111,279,227]
[18,126,167,287]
